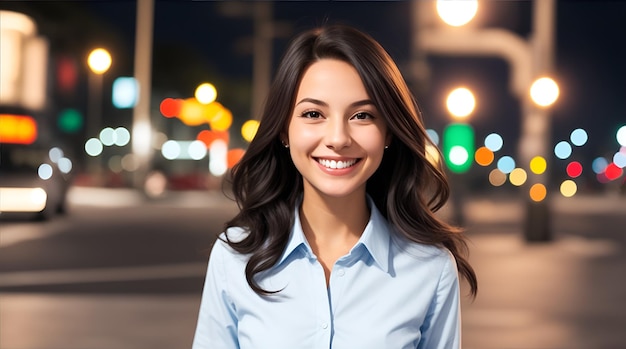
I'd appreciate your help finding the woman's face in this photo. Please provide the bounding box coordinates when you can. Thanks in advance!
[285,59,390,199]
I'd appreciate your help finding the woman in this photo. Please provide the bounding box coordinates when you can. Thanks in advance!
[193,24,477,349]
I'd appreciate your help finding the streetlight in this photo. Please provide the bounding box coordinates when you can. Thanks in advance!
[436,0,478,27]
[413,0,558,241]
[87,47,111,179]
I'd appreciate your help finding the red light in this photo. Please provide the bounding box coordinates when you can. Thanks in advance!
[566,161,583,178]
[0,114,38,144]
[159,98,182,118]
[605,163,623,181]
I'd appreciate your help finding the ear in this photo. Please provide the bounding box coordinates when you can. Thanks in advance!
[280,132,289,147]
[385,132,393,148]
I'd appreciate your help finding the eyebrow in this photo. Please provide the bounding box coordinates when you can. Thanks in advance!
[295,98,375,108]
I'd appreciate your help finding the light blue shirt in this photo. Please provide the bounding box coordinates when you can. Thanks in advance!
[192,199,461,349]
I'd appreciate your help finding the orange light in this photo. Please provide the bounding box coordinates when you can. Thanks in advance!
[227,148,246,169]
[0,114,38,144]
[210,108,233,131]
[529,183,547,202]
[474,146,494,166]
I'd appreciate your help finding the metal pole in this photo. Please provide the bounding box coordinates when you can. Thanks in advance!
[87,71,103,179]
[521,0,557,241]
[132,0,154,189]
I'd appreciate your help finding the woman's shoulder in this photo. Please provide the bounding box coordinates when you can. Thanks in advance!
[390,233,454,264]
[211,226,251,259]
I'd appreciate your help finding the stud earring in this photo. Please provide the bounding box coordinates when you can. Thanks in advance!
[281,141,289,148]
[384,145,389,149]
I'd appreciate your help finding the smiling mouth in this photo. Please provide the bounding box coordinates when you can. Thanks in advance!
[315,158,360,169]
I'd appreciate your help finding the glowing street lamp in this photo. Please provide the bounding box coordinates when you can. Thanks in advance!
[87,48,111,75]
[446,87,476,119]
[436,0,478,27]
[530,77,559,107]
[195,83,217,105]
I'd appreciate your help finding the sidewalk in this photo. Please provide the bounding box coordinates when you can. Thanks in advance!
[458,193,626,349]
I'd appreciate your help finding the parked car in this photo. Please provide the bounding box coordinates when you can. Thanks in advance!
[0,113,73,220]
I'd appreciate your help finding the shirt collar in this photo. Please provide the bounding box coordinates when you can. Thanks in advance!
[276,196,391,274]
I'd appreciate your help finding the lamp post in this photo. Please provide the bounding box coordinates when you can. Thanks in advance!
[87,48,111,178]
[412,0,558,241]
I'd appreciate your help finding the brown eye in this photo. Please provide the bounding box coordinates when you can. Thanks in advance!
[352,112,373,120]
[301,111,322,119]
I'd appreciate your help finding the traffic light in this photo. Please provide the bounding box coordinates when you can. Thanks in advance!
[57,108,83,134]
[442,122,475,173]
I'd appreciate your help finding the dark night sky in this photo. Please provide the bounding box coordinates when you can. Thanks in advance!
[2,1,625,180]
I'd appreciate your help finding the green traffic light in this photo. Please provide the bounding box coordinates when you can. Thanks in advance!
[57,108,83,133]
[443,122,475,173]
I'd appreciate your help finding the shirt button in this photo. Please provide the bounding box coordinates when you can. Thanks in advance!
[321,322,329,329]
[337,269,345,277]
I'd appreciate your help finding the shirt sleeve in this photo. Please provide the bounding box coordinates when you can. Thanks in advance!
[192,238,239,349]
[417,252,462,349]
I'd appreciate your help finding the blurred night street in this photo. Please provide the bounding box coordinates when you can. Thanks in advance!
[1,186,625,349]
[1,1,626,348]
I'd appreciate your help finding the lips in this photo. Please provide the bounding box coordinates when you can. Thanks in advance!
[315,158,360,169]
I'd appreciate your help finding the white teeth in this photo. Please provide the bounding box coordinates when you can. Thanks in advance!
[317,158,357,169]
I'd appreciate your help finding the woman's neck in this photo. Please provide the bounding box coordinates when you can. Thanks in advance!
[299,189,370,246]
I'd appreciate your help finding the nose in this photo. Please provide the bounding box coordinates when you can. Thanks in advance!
[324,117,352,150]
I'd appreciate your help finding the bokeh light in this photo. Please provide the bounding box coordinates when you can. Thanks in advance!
[554,141,572,160]
[529,183,547,202]
[509,168,527,186]
[426,129,440,146]
[474,146,494,166]
[241,119,260,143]
[161,140,181,160]
[446,87,475,119]
[566,161,583,178]
[488,169,507,187]
[100,127,116,146]
[87,48,111,74]
[497,156,515,174]
[195,83,217,105]
[209,140,228,176]
[484,133,503,152]
[530,156,547,174]
[49,147,64,163]
[179,98,206,126]
[37,164,53,180]
[436,0,478,27]
[570,128,588,146]
[614,150,626,168]
[57,157,72,174]
[227,148,246,169]
[85,138,103,157]
[530,77,559,107]
[592,157,608,174]
[605,163,623,181]
[160,98,182,118]
[560,180,577,197]
[449,145,470,166]
[188,140,207,160]
[114,127,131,146]
[617,125,626,147]
[210,108,233,131]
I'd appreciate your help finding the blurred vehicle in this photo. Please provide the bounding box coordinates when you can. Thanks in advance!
[0,112,73,220]
[0,11,73,220]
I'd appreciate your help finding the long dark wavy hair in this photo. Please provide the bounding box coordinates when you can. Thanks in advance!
[225,24,477,297]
